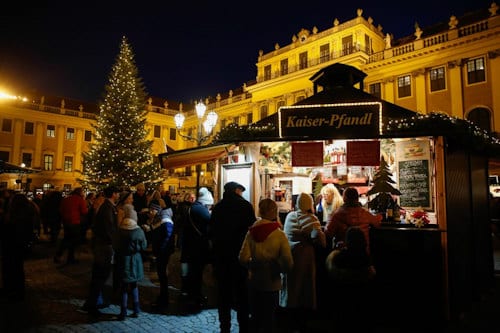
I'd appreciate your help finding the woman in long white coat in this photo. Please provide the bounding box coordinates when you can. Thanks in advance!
[280,192,326,332]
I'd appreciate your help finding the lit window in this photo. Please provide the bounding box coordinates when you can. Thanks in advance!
[47,125,55,138]
[467,57,485,84]
[397,75,411,98]
[64,156,73,172]
[44,154,54,170]
[66,127,75,140]
[430,67,446,91]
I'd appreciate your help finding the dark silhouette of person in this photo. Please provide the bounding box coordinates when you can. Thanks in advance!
[81,186,120,319]
[209,182,256,333]
[1,193,39,301]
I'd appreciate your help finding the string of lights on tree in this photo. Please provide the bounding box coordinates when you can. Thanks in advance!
[79,36,161,190]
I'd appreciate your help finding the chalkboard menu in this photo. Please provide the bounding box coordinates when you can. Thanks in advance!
[398,159,430,208]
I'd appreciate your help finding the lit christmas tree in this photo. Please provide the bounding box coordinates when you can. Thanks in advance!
[367,156,401,218]
[80,36,161,190]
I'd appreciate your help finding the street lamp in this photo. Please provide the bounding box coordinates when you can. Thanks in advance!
[174,99,218,147]
[174,99,218,193]
[16,163,32,193]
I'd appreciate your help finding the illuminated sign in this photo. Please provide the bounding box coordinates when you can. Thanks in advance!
[278,102,382,139]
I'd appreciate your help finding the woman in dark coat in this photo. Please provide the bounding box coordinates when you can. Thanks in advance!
[112,198,147,320]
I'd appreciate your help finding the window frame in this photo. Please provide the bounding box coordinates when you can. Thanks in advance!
[84,130,92,142]
[66,127,75,140]
[24,121,34,135]
[320,44,330,63]
[64,156,73,172]
[466,57,486,85]
[280,59,288,76]
[169,128,176,141]
[260,105,268,120]
[2,119,12,133]
[429,66,446,92]
[264,65,272,80]
[397,75,412,98]
[44,154,54,171]
[153,125,161,138]
[299,52,308,70]
[47,125,56,138]
[0,151,10,162]
[369,82,382,99]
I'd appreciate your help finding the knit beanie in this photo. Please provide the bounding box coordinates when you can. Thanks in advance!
[149,202,162,214]
[296,192,314,213]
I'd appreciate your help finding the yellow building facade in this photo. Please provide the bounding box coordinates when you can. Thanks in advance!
[0,3,498,193]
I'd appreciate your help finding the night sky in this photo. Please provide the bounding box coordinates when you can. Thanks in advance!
[0,1,492,104]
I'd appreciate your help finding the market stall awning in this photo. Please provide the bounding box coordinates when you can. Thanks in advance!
[159,144,236,170]
[0,160,40,174]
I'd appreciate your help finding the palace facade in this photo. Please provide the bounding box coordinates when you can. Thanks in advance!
[0,3,498,193]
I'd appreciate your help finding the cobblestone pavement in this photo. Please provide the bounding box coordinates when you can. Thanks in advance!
[2,233,500,333]
[0,235,236,333]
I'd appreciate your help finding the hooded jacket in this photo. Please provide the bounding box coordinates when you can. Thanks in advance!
[112,206,147,283]
[239,218,293,291]
[150,207,175,257]
[283,192,326,250]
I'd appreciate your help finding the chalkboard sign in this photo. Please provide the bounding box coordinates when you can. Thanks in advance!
[398,159,430,208]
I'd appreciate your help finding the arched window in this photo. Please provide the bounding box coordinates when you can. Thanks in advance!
[467,107,491,132]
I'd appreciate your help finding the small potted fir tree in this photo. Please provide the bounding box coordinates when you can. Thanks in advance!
[367,156,401,222]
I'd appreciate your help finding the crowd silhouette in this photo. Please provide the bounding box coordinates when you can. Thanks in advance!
[0,183,386,332]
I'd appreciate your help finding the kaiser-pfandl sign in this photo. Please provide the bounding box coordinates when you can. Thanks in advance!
[278,102,382,140]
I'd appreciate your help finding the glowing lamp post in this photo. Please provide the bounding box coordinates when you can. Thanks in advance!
[174,100,218,192]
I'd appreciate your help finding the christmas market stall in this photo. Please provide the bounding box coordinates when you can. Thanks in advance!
[209,63,500,325]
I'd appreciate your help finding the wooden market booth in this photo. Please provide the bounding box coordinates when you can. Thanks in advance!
[208,63,499,325]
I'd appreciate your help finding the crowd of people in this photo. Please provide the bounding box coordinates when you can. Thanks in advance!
[0,181,384,332]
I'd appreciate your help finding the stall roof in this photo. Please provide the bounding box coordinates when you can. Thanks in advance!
[158,144,236,170]
[0,161,40,174]
[213,63,500,157]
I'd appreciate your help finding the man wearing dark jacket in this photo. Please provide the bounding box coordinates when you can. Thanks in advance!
[81,185,120,318]
[209,181,256,333]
